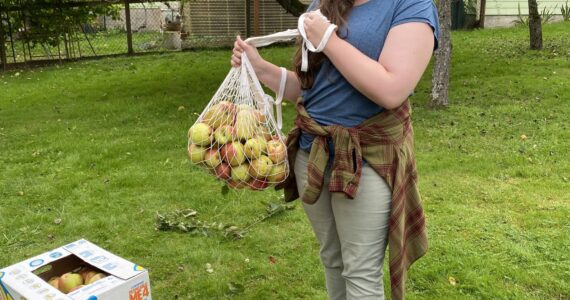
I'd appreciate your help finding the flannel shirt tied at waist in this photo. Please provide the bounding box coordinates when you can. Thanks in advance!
[276,98,427,300]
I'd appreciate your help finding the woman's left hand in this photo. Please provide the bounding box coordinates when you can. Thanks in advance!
[303,12,336,48]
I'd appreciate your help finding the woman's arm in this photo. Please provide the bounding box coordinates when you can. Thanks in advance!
[232,37,302,102]
[304,13,435,109]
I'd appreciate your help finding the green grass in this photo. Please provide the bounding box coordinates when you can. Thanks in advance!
[1,22,569,299]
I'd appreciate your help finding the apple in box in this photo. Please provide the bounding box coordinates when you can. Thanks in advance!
[58,272,84,293]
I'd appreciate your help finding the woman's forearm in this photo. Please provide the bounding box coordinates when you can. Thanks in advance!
[256,60,302,103]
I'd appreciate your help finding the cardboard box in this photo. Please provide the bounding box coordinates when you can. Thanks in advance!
[0,239,151,300]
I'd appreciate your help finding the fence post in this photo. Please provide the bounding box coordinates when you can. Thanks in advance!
[253,0,260,36]
[245,0,251,37]
[125,0,134,55]
[0,7,7,70]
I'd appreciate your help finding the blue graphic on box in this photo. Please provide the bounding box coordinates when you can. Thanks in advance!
[80,251,93,258]
[49,252,63,259]
[0,271,15,300]
[90,256,108,264]
[102,263,117,271]
[28,259,44,268]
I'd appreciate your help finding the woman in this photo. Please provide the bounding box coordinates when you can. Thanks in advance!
[231,0,439,299]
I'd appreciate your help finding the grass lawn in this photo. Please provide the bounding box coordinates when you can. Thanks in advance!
[1,22,569,299]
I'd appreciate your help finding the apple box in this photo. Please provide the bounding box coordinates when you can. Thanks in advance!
[0,239,151,300]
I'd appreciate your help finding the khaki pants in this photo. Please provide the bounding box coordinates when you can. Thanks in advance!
[295,150,391,300]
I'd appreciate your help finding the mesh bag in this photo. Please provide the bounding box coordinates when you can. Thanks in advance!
[187,53,289,191]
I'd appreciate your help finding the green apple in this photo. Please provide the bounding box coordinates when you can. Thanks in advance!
[202,101,235,129]
[235,109,258,140]
[221,142,245,166]
[244,137,266,160]
[213,125,235,145]
[188,123,213,146]
[58,272,83,293]
[231,164,251,182]
[248,155,273,178]
[187,144,206,164]
[267,163,287,183]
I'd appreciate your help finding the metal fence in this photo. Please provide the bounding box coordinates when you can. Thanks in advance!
[0,0,184,69]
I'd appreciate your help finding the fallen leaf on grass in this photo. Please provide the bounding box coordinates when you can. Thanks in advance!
[227,282,244,295]
[268,256,277,264]
[54,218,62,225]
[205,263,214,273]
[448,276,457,286]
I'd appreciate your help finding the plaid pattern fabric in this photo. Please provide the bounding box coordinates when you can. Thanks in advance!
[276,98,427,300]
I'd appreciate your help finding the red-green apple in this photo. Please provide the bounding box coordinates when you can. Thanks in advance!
[248,178,270,190]
[248,155,273,178]
[79,268,98,283]
[231,164,251,182]
[48,277,60,290]
[221,142,245,166]
[188,123,212,146]
[58,272,83,293]
[204,148,221,168]
[214,163,231,180]
[266,140,286,164]
[202,101,235,129]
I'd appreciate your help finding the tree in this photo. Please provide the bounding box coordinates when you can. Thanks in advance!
[528,0,543,50]
[431,0,452,107]
[274,0,307,17]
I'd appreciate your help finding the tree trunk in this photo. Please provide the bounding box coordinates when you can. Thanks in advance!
[478,0,486,28]
[528,0,543,50]
[431,0,452,107]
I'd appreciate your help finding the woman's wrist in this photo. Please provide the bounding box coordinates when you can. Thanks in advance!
[323,33,342,56]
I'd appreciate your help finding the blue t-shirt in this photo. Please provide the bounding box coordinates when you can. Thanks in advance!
[299,0,440,151]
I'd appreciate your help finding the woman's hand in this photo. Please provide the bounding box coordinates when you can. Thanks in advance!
[302,12,336,48]
[231,35,264,72]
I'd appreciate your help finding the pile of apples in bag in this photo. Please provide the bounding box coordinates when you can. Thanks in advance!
[187,100,289,190]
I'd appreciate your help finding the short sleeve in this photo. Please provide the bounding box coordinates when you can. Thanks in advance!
[307,0,319,12]
[391,0,440,50]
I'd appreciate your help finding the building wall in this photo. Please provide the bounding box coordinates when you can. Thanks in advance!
[486,0,566,16]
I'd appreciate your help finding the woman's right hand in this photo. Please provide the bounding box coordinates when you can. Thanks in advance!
[231,35,264,72]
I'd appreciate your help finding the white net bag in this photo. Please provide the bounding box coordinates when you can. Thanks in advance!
[187,53,289,191]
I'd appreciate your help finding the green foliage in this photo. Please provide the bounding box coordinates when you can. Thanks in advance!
[514,2,556,26]
[0,0,120,48]
[463,0,477,15]
[0,22,569,299]
[562,1,570,21]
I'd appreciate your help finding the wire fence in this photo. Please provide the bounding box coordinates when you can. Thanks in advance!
[0,0,185,69]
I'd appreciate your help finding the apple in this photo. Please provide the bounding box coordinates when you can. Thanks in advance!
[204,148,221,168]
[227,179,246,189]
[236,104,252,112]
[188,123,213,146]
[69,285,85,292]
[231,164,251,182]
[79,268,98,283]
[267,163,287,183]
[58,272,83,293]
[213,125,235,145]
[221,142,245,167]
[244,137,267,160]
[214,162,231,180]
[248,155,273,178]
[249,178,270,190]
[235,109,258,140]
[48,276,60,290]
[202,101,235,129]
[187,144,206,164]
[85,273,106,285]
[260,127,273,141]
[253,109,267,124]
[266,140,287,164]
